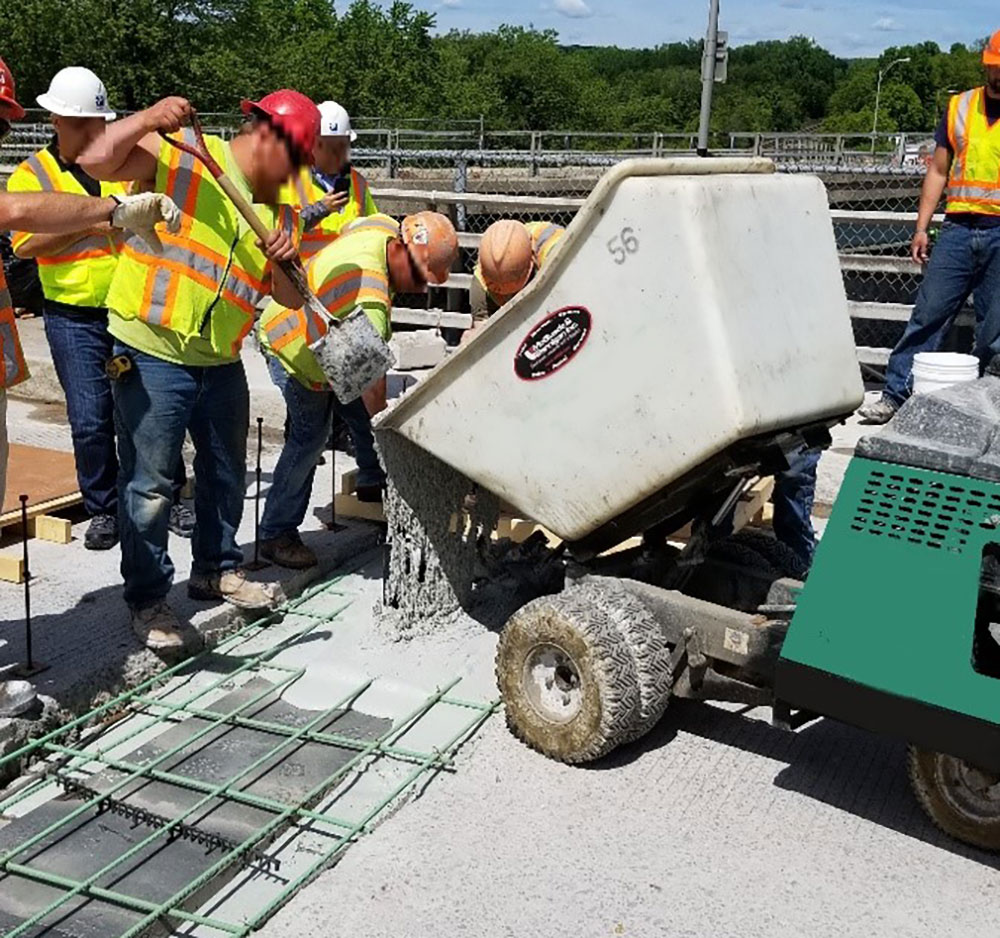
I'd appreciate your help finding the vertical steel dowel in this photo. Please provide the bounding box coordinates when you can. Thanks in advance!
[20,495,32,671]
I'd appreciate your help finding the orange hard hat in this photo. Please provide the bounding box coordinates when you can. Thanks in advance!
[985,29,1000,66]
[241,89,320,165]
[479,220,533,302]
[0,57,25,121]
[401,212,458,285]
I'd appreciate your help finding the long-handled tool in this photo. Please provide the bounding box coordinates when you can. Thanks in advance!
[159,113,394,403]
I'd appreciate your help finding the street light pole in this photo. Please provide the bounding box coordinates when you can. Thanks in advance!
[697,0,721,157]
[871,56,911,154]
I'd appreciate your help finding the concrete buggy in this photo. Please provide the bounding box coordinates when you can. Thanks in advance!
[375,158,1000,852]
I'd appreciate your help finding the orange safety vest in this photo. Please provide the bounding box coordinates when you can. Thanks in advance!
[105,130,299,360]
[285,166,375,260]
[0,268,29,390]
[8,146,126,307]
[946,87,1000,216]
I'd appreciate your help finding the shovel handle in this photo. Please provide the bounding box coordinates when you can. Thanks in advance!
[159,110,331,324]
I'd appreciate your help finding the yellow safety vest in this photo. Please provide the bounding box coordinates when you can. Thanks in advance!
[7,146,127,307]
[0,268,28,391]
[947,87,1000,216]
[105,130,299,361]
[473,221,566,301]
[260,214,399,389]
[280,165,378,261]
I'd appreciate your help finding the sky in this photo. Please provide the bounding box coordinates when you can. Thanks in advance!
[417,0,998,56]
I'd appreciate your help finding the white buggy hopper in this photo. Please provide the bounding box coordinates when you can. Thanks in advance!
[377,158,863,551]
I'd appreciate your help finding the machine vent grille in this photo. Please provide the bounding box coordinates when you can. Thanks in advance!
[849,469,999,554]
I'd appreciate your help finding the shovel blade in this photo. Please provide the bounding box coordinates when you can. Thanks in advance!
[309,308,396,403]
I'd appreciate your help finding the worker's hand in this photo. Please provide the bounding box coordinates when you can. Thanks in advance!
[111,193,182,254]
[320,190,349,214]
[258,228,298,265]
[143,96,192,134]
[911,230,931,265]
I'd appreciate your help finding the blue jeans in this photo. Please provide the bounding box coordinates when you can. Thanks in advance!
[112,344,249,608]
[43,307,118,517]
[260,355,384,541]
[773,448,821,569]
[883,222,1000,407]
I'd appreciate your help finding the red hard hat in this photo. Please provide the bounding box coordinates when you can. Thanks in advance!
[0,57,26,121]
[241,89,320,165]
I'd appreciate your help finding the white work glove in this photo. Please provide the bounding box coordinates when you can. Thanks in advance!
[110,193,181,254]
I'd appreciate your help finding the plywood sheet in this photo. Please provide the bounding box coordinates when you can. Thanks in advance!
[1,444,80,521]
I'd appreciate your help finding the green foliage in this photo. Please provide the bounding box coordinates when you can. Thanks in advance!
[0,2,993,133]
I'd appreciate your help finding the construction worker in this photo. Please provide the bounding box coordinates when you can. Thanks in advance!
[7,67,154,550]
[860,31,1000,424]
[78,90,320,650]
[471,219,565,317]
[0,56,181,714]
[282,100,377,261]
[257,212,458,568]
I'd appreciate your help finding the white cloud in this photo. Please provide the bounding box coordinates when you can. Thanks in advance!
[872,16,899,31]
[553,0,593,18]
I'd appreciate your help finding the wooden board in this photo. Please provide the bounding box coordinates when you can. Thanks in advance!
[1,444,80,523]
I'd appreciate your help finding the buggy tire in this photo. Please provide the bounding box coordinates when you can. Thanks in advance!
[907,746,1000,851]
[572,578,673,744]
[496,589,641,763]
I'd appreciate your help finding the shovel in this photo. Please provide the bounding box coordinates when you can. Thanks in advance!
[159,112,394,403]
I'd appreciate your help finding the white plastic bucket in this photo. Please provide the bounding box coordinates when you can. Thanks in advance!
[912,352,979,396]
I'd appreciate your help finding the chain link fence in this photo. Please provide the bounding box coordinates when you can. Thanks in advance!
[1,114,942,370]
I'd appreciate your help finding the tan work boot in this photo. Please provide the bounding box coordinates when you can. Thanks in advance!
[131,601,187,651]
[188,569,282,610]
[260,532,317,570]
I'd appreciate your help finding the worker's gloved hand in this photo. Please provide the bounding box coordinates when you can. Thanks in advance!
[111,193,182,254]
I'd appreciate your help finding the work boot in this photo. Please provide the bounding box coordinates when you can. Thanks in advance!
[857,397,898,425]
[130,601,187,651]
[169,502,196,538]
[85,513,119,550]
[356,483,384,503]
[188,569,283,610]
[260,532,317,570]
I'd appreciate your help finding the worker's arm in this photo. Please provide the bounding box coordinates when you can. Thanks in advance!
[259,229,305,309]
[0,191,117,234]
[0,191,180,253]
[78,96,192,186]
[912,145,952,264]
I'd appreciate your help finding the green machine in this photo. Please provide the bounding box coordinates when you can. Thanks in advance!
[494,378,1000,853]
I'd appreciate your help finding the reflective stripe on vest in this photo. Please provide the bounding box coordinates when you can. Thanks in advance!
[526,222,565,268]
[0,271,28,390]
[106,130,295,359]
[11,149,125,306]
[947,87,1000,215]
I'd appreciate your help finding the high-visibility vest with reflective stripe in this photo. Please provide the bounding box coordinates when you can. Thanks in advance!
[0,268,29,390]
[279,165,377,261]
[105,131,300,361]
[7,147,127,307]
[260,214,398,389]
[473,221,566,300]
[946,87,1000,216]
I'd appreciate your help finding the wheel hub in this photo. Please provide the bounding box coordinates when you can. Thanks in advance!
[941,756,1000,819]
[522,643,583,724]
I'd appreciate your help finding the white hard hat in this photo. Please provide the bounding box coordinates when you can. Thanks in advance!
[36,67,116,120]
[317,100,356,142]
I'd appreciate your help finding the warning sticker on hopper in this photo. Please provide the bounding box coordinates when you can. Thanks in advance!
[514,306,592,381]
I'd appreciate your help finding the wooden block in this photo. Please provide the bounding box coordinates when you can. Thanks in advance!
[333,494,385,523]
[340,468,358,496]
[30,515,73,545]
[0,554,25,584]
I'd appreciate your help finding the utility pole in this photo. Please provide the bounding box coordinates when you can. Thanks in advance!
[697,0,722,156]
[871,56,910,154]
